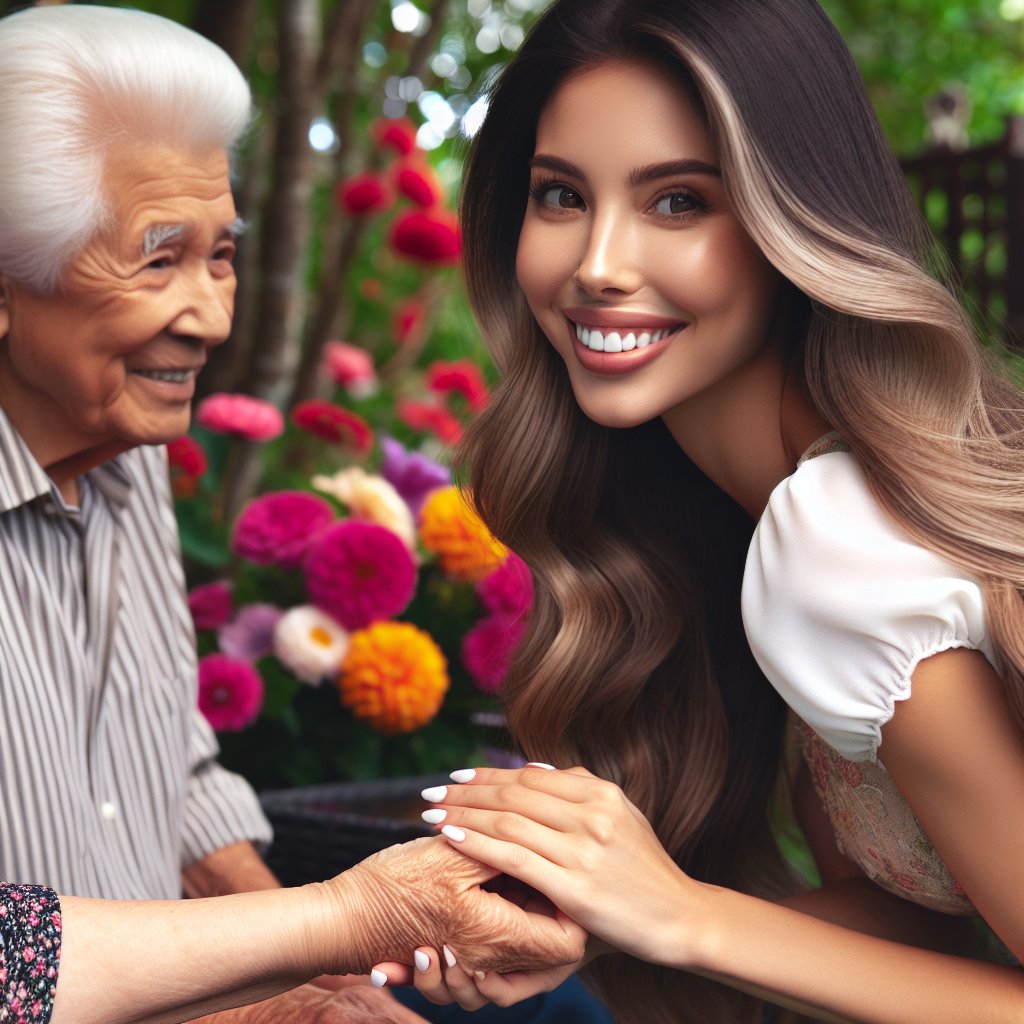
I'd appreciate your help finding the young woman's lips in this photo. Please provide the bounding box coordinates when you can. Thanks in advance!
[564,314,686,375]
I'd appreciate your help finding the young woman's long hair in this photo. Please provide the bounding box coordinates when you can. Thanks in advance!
[459,1,1024,1020]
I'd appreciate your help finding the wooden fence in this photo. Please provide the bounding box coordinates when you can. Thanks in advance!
[901,116,1024,351]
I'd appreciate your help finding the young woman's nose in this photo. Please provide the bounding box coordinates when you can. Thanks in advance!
[572,206,644,297]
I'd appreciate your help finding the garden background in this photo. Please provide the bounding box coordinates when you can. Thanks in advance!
[12,0,1023,793]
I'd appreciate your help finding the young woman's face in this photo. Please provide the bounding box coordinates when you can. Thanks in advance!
[515,59,782,431]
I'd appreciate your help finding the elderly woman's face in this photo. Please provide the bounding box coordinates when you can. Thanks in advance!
[0,143,238,460]
[514,59,781,433]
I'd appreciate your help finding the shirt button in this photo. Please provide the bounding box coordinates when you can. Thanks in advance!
[100,801,117,821]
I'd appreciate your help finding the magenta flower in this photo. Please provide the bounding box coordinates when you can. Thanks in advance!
[196,393,285,442]
[197,654,264,731]
[218,603,283,662]
[304,520,416,631]
[231,491,335,569]
[477,552,533,620]
[461,615,526,695]
[380,436,451,516]
[187,580,233,631]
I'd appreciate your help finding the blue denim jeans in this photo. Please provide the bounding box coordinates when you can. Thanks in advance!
[391,976,613,1023]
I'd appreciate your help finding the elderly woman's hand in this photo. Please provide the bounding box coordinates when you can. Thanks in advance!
[320,835,586,976]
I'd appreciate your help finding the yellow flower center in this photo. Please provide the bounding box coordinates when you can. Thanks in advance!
[309,625,334,647]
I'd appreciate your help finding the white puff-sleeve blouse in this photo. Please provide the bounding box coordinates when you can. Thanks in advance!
[742,439,993,764]
[741,438,995,913]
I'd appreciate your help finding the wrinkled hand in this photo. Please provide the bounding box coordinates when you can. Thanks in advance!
[423,765,698,965]
[325,835,586,976]
[193,981,428,1024]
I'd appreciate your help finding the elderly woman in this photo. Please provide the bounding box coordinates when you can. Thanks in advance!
[0,6,583,1024]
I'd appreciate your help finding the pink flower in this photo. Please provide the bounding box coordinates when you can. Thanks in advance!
[477,552,533,620]
[231,491,335,569]
[218,603,283,662]
[462,615,526,695]
[198,654,264,731]
[335,172,393,216]
[196,393,284,442]
[427,359,490,413]
[389,209,461,266]
[372,117,418,156]
[394,161,443,208]
[188,580,233,631]
[320,340,377,396]
[304,520,416,630]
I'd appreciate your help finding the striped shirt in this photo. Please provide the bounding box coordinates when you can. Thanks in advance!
[0,406,271,899]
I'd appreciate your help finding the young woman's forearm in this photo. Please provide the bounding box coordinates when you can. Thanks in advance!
[50,883,344,1024]
[683,884,1024,1024]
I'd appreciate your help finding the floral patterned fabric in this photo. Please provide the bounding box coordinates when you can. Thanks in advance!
[799,723,974,915]
[0,883,61,1023]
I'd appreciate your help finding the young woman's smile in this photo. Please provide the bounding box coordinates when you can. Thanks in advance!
[515,59,782,432]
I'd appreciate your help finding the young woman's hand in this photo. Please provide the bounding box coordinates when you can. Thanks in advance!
[420,765,703,966]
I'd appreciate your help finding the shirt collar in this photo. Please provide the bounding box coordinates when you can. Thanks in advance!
[0,404,134,513]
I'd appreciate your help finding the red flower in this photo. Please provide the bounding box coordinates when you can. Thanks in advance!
[336,172,392,216]
[427,359,489,413]
[394,161,443,208]
[198,654,264,732]
[167,436,207,478]
[396,398,463,445]
[319,341,376,391]
[372,117,418,156]
[304,520,417,631]
[291,400,374,455]
[477,552,533,620]
[389,209,461,266]
[392,298,426,347]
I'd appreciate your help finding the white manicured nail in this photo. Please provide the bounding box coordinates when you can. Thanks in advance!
[421,808,447,824]
[442,824,466,842]
[450,768,476,783]
[443,945,457,968]
[421,785,447,801]
[414,950,430,972]
[370,969,388,987]
[527,762,557,770]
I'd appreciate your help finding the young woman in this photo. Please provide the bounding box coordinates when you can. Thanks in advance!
[416,0,1024,1020]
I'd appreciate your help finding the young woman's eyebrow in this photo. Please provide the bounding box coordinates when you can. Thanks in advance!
[529,154,586,178]
[628,159,721,185]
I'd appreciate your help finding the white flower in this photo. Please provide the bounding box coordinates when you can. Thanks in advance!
[312,467,417,551]
[273,605,349,685]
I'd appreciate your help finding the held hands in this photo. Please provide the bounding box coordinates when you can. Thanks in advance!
[419,764,704,968]
[323,834,586,977]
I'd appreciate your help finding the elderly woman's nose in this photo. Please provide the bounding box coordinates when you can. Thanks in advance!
[173,268,234,344]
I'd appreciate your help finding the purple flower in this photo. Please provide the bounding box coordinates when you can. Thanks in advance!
[187,580,233,631]
[304,520,417,631]
[231,491,335,569]
[197,654,264,732]
[380,437,451,516]
[218,603,283,662]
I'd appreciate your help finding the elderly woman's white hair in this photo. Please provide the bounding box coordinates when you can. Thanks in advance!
[0,4,251,293]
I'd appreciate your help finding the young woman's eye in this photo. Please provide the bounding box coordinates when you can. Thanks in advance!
[652,191,705,217]
[530,183,586,210]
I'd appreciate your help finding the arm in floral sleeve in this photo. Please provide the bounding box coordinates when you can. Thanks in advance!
[0,883,61,1024]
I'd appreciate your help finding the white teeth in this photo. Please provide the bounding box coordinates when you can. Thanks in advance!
[574,324,679,352]
[134,369,194,383]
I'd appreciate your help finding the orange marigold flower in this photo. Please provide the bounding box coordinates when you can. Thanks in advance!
[337,621,448,734]
[419,486,507,582]
[291,400,374,455]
